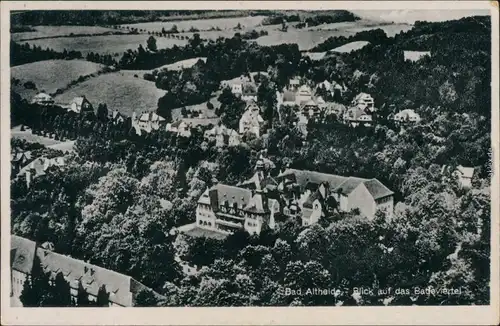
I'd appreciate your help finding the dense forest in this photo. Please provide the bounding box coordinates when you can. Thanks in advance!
[10,15,492,306]
[10,10,264,26]
[10,41,83,66]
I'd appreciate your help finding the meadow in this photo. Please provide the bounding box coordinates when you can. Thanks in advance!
[331,41,370,53]
[11,59,105,99]
[119,15,267,32]
[156,57,207,71]
[23,34,188,56]
[54,71,166,116]
[11,25,118,42]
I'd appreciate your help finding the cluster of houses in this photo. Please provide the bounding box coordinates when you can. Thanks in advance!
[31,93,94,115]
[274,76,423,133]
[10,235,161,307]
[179,155,396,237]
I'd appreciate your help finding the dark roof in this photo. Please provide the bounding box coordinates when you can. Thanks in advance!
[362,179,394,200]
[10,235,161,307]
[283,91,296,102]
[244,193,268,213]
[213,184,253,208]
[279,169,393,201]
[333,177,366,196]
[277,169,348,192]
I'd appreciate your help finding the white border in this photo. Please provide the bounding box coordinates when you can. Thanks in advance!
[1,1,499,325]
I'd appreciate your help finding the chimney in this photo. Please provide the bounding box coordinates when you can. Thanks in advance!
[90,268,95,276]
[84,266,88,273]
[208,188,219,212]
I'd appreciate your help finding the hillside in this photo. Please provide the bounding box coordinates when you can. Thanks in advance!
[53,71,165,116]
[11,59,105,99]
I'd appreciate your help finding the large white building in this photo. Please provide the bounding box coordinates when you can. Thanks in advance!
[183,158,394,238]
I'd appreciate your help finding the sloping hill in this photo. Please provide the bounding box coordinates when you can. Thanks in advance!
[11,59,105,100]
[54,71,165,116]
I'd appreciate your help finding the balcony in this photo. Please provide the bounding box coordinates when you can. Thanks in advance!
[216,219,243,228]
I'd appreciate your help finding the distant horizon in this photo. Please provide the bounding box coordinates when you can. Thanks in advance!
[350,9,490,24]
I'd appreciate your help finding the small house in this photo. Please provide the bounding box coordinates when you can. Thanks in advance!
[393,109,421,123]
[31,93,54,106]
[69,96,93,114]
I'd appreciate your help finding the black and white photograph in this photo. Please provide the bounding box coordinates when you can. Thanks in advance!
[1,1,499,325]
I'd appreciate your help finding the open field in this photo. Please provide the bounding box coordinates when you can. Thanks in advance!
[172,95,220,121]
[303,52,327,61]
[11,25,118,42]
[120,15,267,33]
[54,71,165,116]
[23,34,188,56]
[157,57,207,71]
[11,60,105,99]
[331,41,370,53]
[11,126,63,147]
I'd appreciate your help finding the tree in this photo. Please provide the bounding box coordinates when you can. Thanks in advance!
[97,103,108,122]
[96,284,110,307]
[76,281,91,306]
[147,36,157,52]
[135,289,159,307]
[19,255,52,307]
[51,272,73,307]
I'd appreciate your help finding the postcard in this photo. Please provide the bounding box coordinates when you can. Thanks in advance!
[1,1,499,325]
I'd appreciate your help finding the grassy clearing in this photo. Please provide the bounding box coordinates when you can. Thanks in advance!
[171,95,220,121]
[23,34,188,56]
[11,25,118,42]
[11,59,105,99]
[156,57,207,71]
[11,126,63,146]
[331,41,370,53]
[54,71,165,117]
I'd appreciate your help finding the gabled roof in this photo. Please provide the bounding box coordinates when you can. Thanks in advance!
[11,235,37,274]
[244,193,268,213]
[11,151,32,163]
[71,96,86,107]
[333,177,366,196]
[18,156,66,177]
[139,112,166,122]
[361,179,394,200]
[333,177,393,200]
[345,107,367,120]
[112,110,123,119]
